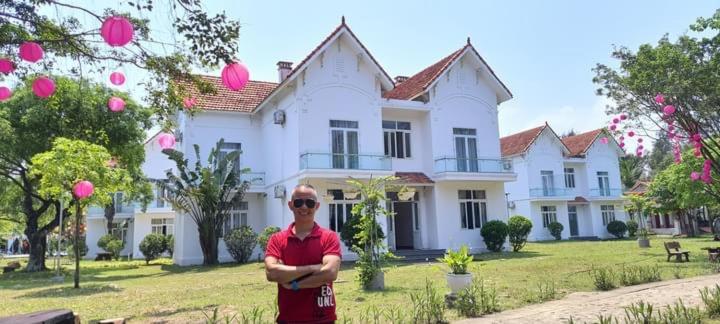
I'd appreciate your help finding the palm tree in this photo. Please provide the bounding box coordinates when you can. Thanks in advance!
[160,139,249,265]
[620,155,645,190]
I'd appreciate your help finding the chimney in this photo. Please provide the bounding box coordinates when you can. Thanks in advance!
[395,76,409,84]
[277,61,293,82]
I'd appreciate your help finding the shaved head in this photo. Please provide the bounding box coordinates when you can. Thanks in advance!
[290,184,318,200]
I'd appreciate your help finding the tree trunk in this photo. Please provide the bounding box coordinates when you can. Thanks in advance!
[198,223,218,265]
[74,201,81,289]
[104,199,116,234]
[25,231,47,272]
[20,171,57,272]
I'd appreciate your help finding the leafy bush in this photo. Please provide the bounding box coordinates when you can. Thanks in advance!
[66,235,88,259]
[165,235,174,257]
[409,279,446,324]
[547,222,563,240]
[339,214,384,252]
[508,215,533,252]
[224,225,258,263]
[480,220,508,252]
[701,284,720,317]
[590,266,615,291]
[97,234,117,252]
[626,220,639,237]
[258,226,281,254]
[139,233,167,265]
[456,278,501,317]
[437,245,473,274]
[607,220,628,238]
[623,299,702,324]
[106,239,124,261]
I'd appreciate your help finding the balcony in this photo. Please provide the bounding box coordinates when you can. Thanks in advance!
[298,152,393,179]
[87,202,135,218]
[589,188,623,198]
[240,172,265,186]
[433,157,516,182]
[529,187,575,198]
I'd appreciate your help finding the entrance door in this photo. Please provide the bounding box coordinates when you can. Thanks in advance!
[568,205,579,236]
[393,202,414,249]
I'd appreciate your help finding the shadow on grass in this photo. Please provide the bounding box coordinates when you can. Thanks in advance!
[141,306,200,318]
[17,283,123,298]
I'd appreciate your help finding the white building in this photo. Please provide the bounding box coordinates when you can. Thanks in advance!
[501,124,627,240]
[84,20,519,265]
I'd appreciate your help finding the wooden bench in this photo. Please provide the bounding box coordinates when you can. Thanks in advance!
[95,252,112,261]
[701,247,720,262]
[664,241,690,262]
[0,309,77,324]
[2,261,21,273]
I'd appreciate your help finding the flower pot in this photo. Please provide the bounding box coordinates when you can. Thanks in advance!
[446,273,473,295]
[638,238,650,248]
[366,271,384,291]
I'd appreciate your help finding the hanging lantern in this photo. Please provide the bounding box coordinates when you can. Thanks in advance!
[693,134,702,142]
[0,86,11,101]
[0,59,14,75]
[638,145,644,150]
[73,180,94,199]
[636,151,643,157]
[609,124,617,131]
[668,125,675,132]
[655,93,665,104]
[221,62,250,91]
[182,97,197,109]
[619,113,628,120]
[619,142,625,148]
[32,77,55,98]
[628,131,635,137]
[158,133,176,149]
[694,149,702,158]
[100,16,135,47]
[600,137,609,144]
[663,105,676,116]
[637,138,643,143]
[19,42,44,63]
[109,71,126,86]
[612,117,620,124]
[619,136,625,141]
[108,96,125,112]
[691,172,701,181]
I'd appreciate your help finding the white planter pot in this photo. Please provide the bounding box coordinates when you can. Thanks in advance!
[446,273,473,295]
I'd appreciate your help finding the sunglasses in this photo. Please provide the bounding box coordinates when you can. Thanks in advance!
[292,198,317,209]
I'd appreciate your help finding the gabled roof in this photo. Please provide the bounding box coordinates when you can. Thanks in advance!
[500,124,569,157]
[175,76,277,113]
[383,40,513,103]
[394,172,434,185]
[255,18,394,112]
[626,180,650,195]
[562,129,605,157]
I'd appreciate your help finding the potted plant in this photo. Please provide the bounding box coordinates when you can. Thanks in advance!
[637,227,651,248]
[628,195,651,248]
[437,245,474,294]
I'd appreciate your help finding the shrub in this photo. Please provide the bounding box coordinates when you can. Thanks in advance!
[66,235,88,259]
[590,266,615,291]
[626,220,639,237]
[437,245,473,274]
[139,233,167,265]
[701,284,720,317]
[340,214,384,252]
[508,215,533,252]
[97,234,117,252]
[456,278,501,317]
[165,235,174,257]
[258,226,281,254]
[105,239,124,261]
[607,220,628,238]
[409,279,446,324]
[224,225,258,263]
[480,220,508,252]
[547,222,563,240]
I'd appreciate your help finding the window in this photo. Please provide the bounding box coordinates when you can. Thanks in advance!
[413,203,420,231]
[151,218,174,236]
[328,190,359,232]
[330,120,359,169]
[383,121,412,158]
[219,142,242,176]
[113,192,128,213]
[541,206,557,228]
[110,221,129,244]
[453,128,478,172]
[154,181,168,208]
[221,201,248,237]
[601,205,615,225]
[458,190,487,229]
[597,171,610,196]
[541,171,554,195]
[564,168,575,188]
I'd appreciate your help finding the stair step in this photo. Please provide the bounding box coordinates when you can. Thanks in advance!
[568,236,600,241]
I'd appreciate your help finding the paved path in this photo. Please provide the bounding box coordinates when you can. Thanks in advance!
[455,273,720,323]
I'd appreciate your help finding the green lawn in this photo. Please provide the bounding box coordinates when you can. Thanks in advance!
[2,236,720,323]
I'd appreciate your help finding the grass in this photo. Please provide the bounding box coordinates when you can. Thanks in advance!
[1,235,720,322]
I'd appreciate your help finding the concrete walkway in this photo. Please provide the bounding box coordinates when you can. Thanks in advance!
[455,273,720,323]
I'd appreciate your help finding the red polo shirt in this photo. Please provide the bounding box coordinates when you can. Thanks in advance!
[265,222,342,323]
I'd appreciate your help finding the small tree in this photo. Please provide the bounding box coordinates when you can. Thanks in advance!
[106,240,124,261]
[258,226,281,255]
[340,210,385,252]
[607,221,628,239]
[508,215,533,252]
[165,235,174,258]
[224,225,258,263]
[547,222,564,240]
[480,220,508,252]
[139,233,167,265]
[97,234,116,252]
[626,220,639,237]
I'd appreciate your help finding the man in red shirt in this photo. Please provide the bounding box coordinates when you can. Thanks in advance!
[265,184,342,323]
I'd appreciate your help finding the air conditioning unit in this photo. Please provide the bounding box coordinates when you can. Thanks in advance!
[274,185,285,199]
[507,201,516,209]
[273,110,286,125]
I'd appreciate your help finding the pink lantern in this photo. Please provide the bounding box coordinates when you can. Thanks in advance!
[619,113,628,120]
[609,124,617,131]
[158,133,176,149]
[694,149,702,158]
[182,97,197,109]
[638,145,644,150]
[619,142,625,148]
[636,151,643,157]
[109,72,126,86]
[32,77,55,98]
[628,131,635,137]
[101,16,134,47]
[0,86,11,101]
[663,105,676,116]
[600,137,609,144]
[637,138,643,143]
[0,59,14,75]
[108,96,125,112]
[73,180,94,199]
[691,172,701,181]
[612,117,620,124]
[692,134,702,142]
[655,93,665,104]
[221,62,250,91]
[668,125,675,132]
[19,42,43,63]
[619,136,625,141]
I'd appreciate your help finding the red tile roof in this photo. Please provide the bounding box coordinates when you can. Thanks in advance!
[500,125,546,157]
[394,172,435,184]
[570,196,589,203]
[562,129,604,157]
[383,42,512,101]
[175,76,277,113]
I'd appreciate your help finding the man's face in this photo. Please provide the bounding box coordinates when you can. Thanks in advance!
[288,187,320,222]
